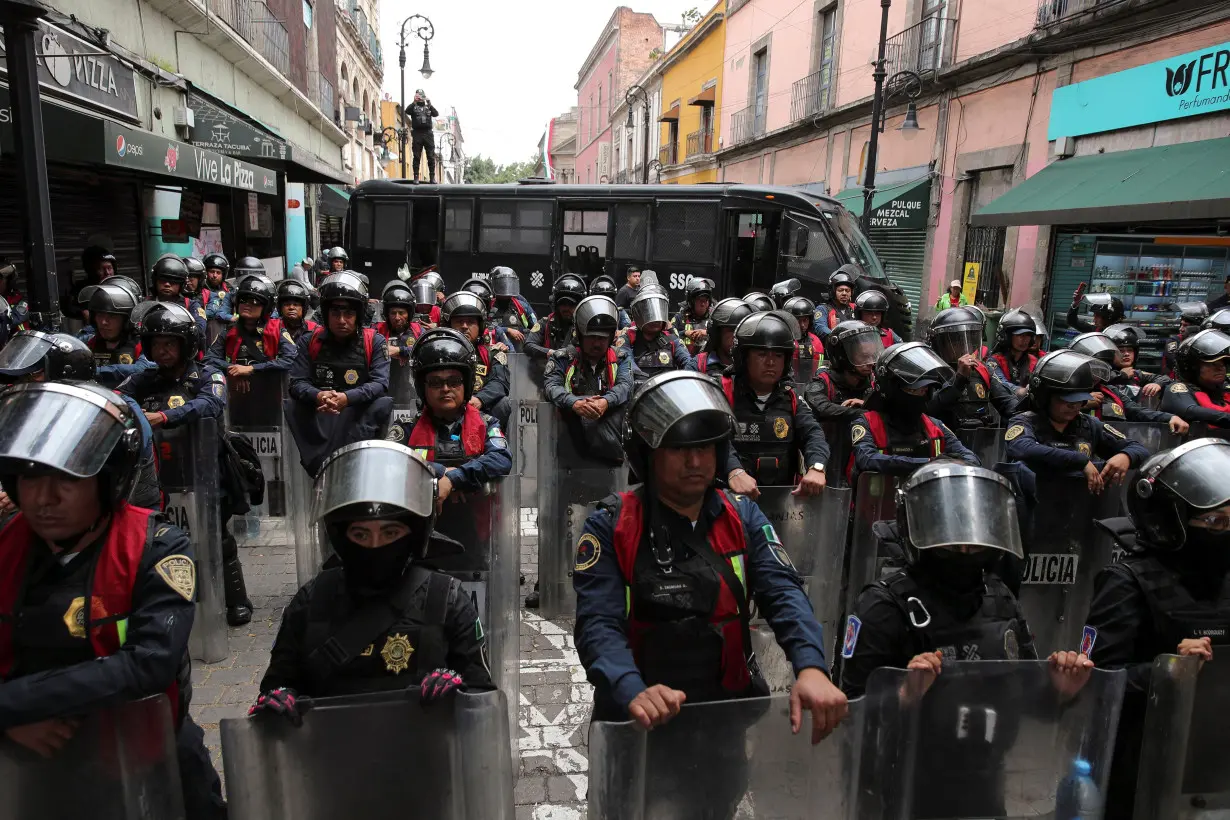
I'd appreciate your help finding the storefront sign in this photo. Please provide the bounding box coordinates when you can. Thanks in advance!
[104,121,278,195]
[187,92,289,161]
[0,20,138,121]
[1049,40,1230,139]
[962,262,981,303]
[867,189,929,230]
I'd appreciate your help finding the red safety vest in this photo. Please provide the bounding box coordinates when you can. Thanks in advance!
[406,405,486,461]
[307,326,375,366]
[0,504,180,720]
[375,320,423,341]
[879,328,895,348]
[613,490,753,695]
[1194,389,1230,414]
[223,319,284,363]
[845,410,945,481]
[566,348,618,393]
[990,352,1038,380]
[720,375,798,415]
[794,333,826,360]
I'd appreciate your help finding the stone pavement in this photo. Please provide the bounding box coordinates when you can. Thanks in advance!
[188,510,595,819]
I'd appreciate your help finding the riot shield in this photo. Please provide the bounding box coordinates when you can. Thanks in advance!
[866,661,1126,820]
[956,426,1006,467]
[1133,655,1230,818]
[0,695,185,820]
[221,689,515,820]
[588,667,913,819]
[749,486,850,692]
[793,353,820,391]
[844,472,902,621]
[508,353,543,508]
[1187,422,1230,441]
[537,402,629,618]
[1019,476,1121,656]
[386,358,418,438]
[1112,421,1181,455]
[206,317,227,346]
[154,418,227,663]
[819,421,853,487]
[225,372,291,540]
[287,430,326,588]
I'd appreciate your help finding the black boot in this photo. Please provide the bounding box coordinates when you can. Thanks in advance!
[524,580,540,609]
[223,556,253,626]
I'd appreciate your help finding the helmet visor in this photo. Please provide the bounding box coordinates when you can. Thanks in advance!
[314,442,436,523]
[0,332,53,376]
[630,375,735,450]
[575,297,618,336]
[839,329,883,368]
[492,276,519,297]
[412,281,436,307]
[902,467,1024,557]
[1187,329,1230,362]
[0,384,129,478]
[1153,441,1230,510]
[931,326,983,363]
[887,344,955,387]
[630,293,670,327]
[1071,334,1118,364]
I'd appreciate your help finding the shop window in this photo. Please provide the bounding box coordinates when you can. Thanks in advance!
[654,201,718,264]
[479,200,552,256]
[444,199,473,252]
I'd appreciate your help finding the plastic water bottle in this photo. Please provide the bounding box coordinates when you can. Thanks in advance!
[1055,758,1102,820]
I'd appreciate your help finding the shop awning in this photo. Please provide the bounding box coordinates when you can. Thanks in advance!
[659,103,681,123]
[834,176,931,229]
[689,86,716,106]
[102,120,279,196]
[319,184,350,218]
[972,137,1230,226]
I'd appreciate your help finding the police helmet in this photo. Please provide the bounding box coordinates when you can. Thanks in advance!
[1103,323,1143,351]
[770,278,802,308]
[552,274,588,309]
[742,292,774,313]
[411,327,478,402]
[622,371,736,482]
[0,382,144,509]
[234,274,276,319]
[573,295,619,340]
[202,253,230,276]
[1128,438,1230,551]
[589,275,618,298]
[1028,350,1113,415]
[139,302,201,362]
[326,247,349,264]
[151,253,189,284]
[1175,329,1230,384]
[929,307,985,365]
[629,290,671,329]
[83,282,140,320]
[1083,292,1125,324]
[233,256,266,280]
[826,321,882,373]
[731,311,799,379]
[1180,302,1209,327]
[383,283,415,314]
[183,257,206,279]
[315,441,438,564]
[783,296,817,325]
[490,266,520,297]
[276,278,313,307]
[1205,309,1230,334]
[829,267,858,292]
[703,298,755,355]
[638,270,664,292]
[874,342,954,401]
[462,277,494,303]
[1068,332,1119,367]
[685,277,714,306]
[318,272,369,312]
[0,331,92,382]
[418,270,444,293]
[440,291,488,333]
[896,462,1024,565]
[411,279,437,309]
[993,308,1037,351]
[854,290,891,320]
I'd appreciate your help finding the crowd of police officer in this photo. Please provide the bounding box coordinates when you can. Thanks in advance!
[0,249,1227,817]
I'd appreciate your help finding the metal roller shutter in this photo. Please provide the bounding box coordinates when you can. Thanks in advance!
[868,227,926,339]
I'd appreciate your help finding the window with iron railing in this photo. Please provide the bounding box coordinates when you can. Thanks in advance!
[1036,0,1113,26]
[730,104,765,146]
[685,127,713,159]
[208,0,291,77]
[883,14,957,77]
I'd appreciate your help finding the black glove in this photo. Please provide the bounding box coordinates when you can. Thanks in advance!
[420,668,464,703]
[248,687,310,726]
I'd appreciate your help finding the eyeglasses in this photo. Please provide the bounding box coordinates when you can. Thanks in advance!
[426,376,464,390]
[1190,512,1230,533]
[237,296,263,306]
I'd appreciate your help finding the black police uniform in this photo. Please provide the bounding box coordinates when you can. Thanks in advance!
[804,367,872,425]
[1099,376,1174,424]
[927,364,1021,430]
[472,342,512,429]
[619,329,695,379]
[849,407,979,483]
[986,350,1036,390]
[543,346,635,463]
[117,360,227,427]
[524,314,573,360]
[1004,411,1150,474]
[1161,379,1230,428]
[723,375,830,486]
[408,99,439,182]
[86,331,143,388]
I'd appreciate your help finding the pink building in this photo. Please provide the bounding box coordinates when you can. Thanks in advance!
[574,7,665,185]
[718,0,1230,367]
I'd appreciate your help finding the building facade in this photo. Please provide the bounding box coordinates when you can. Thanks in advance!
[656,3,725,184]
[537,109,579,183]
[335,0,385,185]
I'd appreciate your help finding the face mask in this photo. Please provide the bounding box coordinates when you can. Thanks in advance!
[888,391,930,420]
[332,529,416,597]
[1183,528,1230,576]
[919,548,996,592]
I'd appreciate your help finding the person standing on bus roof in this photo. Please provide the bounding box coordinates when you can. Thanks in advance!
[408,90,439,184]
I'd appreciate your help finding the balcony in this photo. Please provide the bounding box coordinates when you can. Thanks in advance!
[1036,0,1113,26]
[208,0,290,77]
[883,15,957,78]
[685,128,713,159]
[790,71,836,122]
[341,0,384,72]
[730,104,766,146]
[659,143,678,166]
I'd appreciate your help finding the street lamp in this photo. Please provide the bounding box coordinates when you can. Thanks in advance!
[646,159,663,184]
[398,14,434,179]
[436,132,457,184]
[625,84,651,185]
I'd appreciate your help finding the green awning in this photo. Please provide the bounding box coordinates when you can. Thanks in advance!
[973,137,1230,227]
[835,177,931,229]
[319,184,351,218]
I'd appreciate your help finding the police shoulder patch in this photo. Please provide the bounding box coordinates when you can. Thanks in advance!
[851,423,868,443]
[1005,424,1025,441]
[1167,341,1178,351]
[1104,423,1126,439]
[212,372,225,383]
[283,331,294,344]
[212,384,225,399]
[1171,382,1189,393]
[155,555,196,601]
[494,349,508,365]
[531,322,541,333]
[1080,625,1097,656]
[842,615,862,658]
[574,533,602,572]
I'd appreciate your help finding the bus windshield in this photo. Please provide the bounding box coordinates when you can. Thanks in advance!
[821,208,888,280]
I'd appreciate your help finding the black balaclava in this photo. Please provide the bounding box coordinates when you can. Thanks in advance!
[327,516,420,598]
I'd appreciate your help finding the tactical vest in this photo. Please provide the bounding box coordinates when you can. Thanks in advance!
[825,303,854,330]
[721,376,800,485]
[406,406,486,466]
[1123,556,1230,647]
[990,352,1037,387]
[846,410,945,481]
[951,364,997,428]
[375,320,422,348]
[89,334,141,368]
[307,327,375,391]
[566,348,618,396]
[1091,387,1127,421]
[610,490,757,700]
[473,344,495,394]
[541,314,572,349]
[1193,388,1230,414]
[138,365,205,414]
[627,329,679,378]
[678,313,710,354]
[224,320,284,364]
[876,570,1024,662]
[493,299,530,329]
[794,333,825,363]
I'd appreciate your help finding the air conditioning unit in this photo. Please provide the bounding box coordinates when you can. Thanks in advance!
[173,106,194,130]
[343,157,354,170]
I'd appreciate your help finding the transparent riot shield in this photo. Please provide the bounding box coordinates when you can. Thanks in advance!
[287,430,325,588]
[0,695,185,820]
[865,661,1126,820]
[956,426,1006,467]
[155,418,227,663]
[749,486,851,692]
[206,317,227,346]
[588,667,912,819]
[793,354,820,391]
[845,472,902,620]
[1019,476,1121,656]
[1133,655,1230,818]
[1111,421,1181,455]
[225,372,291,541]
[221,689,515,820]
[819,421,853,488]
[428,480,520,743]
[537,402,629,618]
[508,353,543,511]
[1187,422,1230,441]
[387,358,418,435]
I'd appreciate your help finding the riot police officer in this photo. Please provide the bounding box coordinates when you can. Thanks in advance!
[525,274,587,360]
[719,311,829,498]
[79,280,148,387]
[250,442,492,714]
[573,371,848,748]
[376,281,423,364]
[205,274,297,381]
[849,343,978,484]
[285,272,392,477]
[1066,331,1187,433]
[1163,301,1210,378]
[460,278,513,351]
[589,275,632,329]
[389,328,512,498]
[182,257,205,299]
[742,292,775,313]
[1160,329,1230,429]
[411,278,440,326]
[0,383,227,818]
[986,307,1038,394]
[769,277,801,309]
[814,266,859,338]
[805,320,877,428]
[783,296,825,372]
[696,297,753,375]
[673,277,713,355]
[150,254,206,334]
[325,246,349,273]
[1065,285,1123,333]
[927,307,1019,430]
[543,295,634,463]
[275,278,320,343]
[853,290,902,347]
[200,253,233,325]
[619,289,694,379]
[441,291,511,430]
[1204,307,1230,333]
[1004,350,1149,492]
[1082,438,1230,817]
[488,266,537,346]
[1102,323,1169,400]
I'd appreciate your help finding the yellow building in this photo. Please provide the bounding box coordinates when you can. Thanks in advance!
[379,99,409,179]
[657,3,724,185]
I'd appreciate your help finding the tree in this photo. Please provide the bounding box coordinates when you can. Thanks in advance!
[682,7,701,25]
[464,153,543,184]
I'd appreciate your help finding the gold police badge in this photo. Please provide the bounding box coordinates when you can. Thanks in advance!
[63,596,87,639]
[343,369,359,385]
[658,351,671,365]
[167,395,186,409]
[974,382,987,399]
[119,353,134,365]
[1078,442,1093,456]
[381,633,414,674]
[773,417,789,439]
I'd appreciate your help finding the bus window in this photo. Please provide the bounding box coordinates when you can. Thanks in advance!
[725,211,780,296]
[654,201,719,264]
[821,208,887,280]
[371,202,410,252]
[444,199,473,252]
[562,208,609,279]
[352,200,374,250]
[779,214,841,285]
[479,200,552,256]
[410,198,439,269]
[612,203,650,261]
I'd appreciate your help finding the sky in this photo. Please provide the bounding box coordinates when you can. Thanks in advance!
[378,1,705,166]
